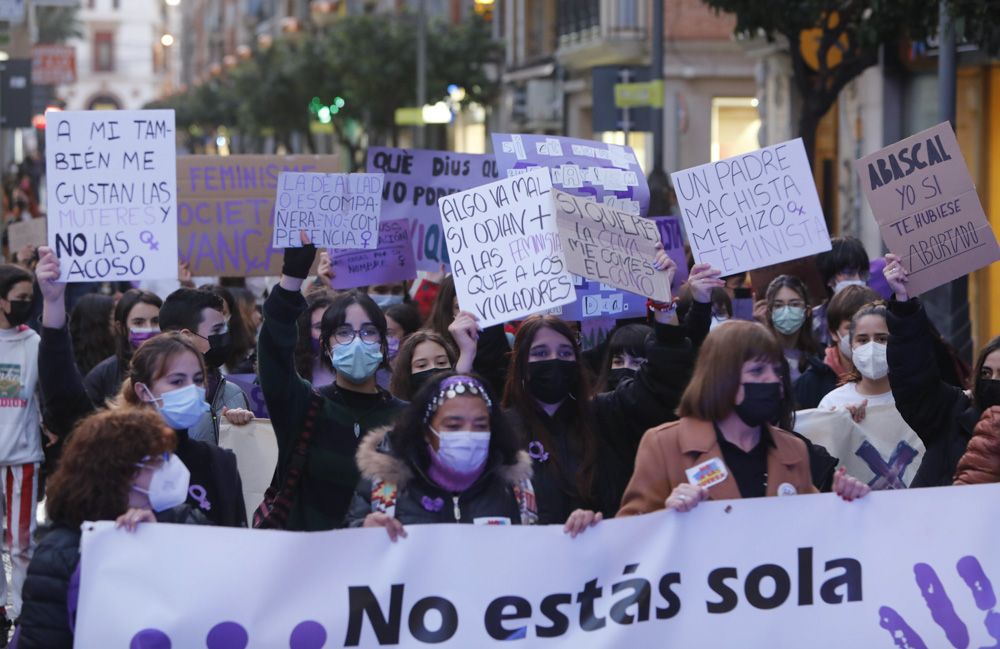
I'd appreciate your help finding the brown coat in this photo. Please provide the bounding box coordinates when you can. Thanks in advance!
[617,417,818,517]
[953,406,1000,485]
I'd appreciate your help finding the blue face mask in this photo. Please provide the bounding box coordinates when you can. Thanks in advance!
[143,384,210,431]
[331,338,383,384]
[369,294,403,309]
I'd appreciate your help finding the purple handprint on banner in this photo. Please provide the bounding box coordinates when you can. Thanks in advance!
[880,556,1000,648]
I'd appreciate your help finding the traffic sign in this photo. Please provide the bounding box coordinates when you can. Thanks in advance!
[614,80,664,109]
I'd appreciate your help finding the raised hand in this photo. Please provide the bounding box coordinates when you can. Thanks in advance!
[651,242,677,297]
[36,247,68,329]
[687,263,726,304]
[448,310,480,374]
[884,253,910,302]
[280,231,318,290]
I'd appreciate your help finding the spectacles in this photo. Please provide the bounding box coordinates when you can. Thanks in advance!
[333,324,381,345]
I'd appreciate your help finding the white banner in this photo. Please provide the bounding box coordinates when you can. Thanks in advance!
[218,419,278,522]
[795,404,926,488]
[76,484,1000,647]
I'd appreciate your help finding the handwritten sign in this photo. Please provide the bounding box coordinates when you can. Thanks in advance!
[7,218,46,254]
[329,219,416,289]
[671,138,831,275]
[547,277,648,321]
[438,167,575,328]
[651,216,690,293]
[492,134,650,216]
[367,147,498,271]
[554,190,668,302]
[272,172,383,250]
[45,109,178,282]
[177,155,340,277]
[855,122,1000,296]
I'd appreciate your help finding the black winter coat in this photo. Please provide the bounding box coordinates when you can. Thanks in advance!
[793,355,840,409]
[346,428,533,526]
[82,353,124,407]
[509,321,696,524]
[887,298,980,487]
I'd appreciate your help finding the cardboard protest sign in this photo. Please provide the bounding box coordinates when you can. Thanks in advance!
[177,155,340,276]
[367,147,498,271]
[554,190,669,302]
[671,138,831,276]
[45,109,178,282]
[651,215,690,292]
[492,134,650,216]
[855,122,1000,296]
[6,218,46,254]
[329,218,416,289]
[555,277,648,321]
[218,419,277,523]
[272,172,383,250]
[438,167,575,327]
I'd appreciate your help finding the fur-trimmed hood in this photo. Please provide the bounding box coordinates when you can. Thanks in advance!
[356,426,533,488]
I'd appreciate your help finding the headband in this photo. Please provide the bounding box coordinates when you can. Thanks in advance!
[423,376,493,423]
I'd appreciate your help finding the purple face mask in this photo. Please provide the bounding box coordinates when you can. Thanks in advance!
[129,327,160,349]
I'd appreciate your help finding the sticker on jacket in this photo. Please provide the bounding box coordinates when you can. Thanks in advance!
[686,457,729,489]
[473,517,511,526]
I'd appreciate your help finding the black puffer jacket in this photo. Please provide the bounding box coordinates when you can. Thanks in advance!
[793,355,840,409]
[346,427,534,526]
[887,297,980,487]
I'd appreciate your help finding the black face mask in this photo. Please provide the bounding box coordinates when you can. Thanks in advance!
[4,299,33,327]
[203,331,232,369]
[976,379,1000,411]
[734,382,783,427]
[607,367,637,391]
[411,367,448,395]
[527,359,579,405]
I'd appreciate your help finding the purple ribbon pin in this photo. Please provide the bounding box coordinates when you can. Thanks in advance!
[528,441,549,463]
[189,485,212,511]
[421,496,444,512]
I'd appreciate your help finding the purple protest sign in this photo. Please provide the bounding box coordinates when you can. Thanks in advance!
[651,216,689,293]
[225,374,269,419]
[367,147,499,271]
[556,276,648,321]
[581,317,616,352]
[491,134,650,216]
[329,219,416,289]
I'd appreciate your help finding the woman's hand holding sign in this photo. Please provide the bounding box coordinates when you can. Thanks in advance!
[884,253,910,302]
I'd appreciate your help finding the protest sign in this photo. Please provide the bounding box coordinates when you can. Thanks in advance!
[554,190,669,302]
[556,277,648,321]
[651,216,690,292]
[6,218,46,254]
[177,155,339,276]
[219,419,278,523]
[671,138,831,276]
[438,167,575,328]
[45,109,178,282]
[329,218,416,289]
[580,316,616,351]
[368,147,498,271]
[76,483,1000,647]
[492,133,650,216]
[855,122,1000,296]
[225,374,268,419]
[795,404,926,489]
[272,172,383,250]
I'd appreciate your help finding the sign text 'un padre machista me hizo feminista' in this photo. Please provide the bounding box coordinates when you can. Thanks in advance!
[439,167,575,328]
[671,138,831,276]
[45,109,178,282]
[271,172,383,250]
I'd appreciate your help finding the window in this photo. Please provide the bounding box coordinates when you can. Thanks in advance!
[94,31,114,72]
[710,97,761,162]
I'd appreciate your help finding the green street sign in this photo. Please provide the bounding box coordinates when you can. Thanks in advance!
[614,80,664,109]
[395,107,424,126]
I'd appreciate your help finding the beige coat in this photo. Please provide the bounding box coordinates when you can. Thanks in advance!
[617,417,817,517]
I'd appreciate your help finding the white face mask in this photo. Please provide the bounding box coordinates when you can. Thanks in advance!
[430,427,490,474]
[852,341,888,380]
[710,315,729,330]
[132,453,191,512]
[837,333,853,360]
[833,279,866,294]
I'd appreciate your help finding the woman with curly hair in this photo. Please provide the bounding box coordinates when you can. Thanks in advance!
[13,409,207,649]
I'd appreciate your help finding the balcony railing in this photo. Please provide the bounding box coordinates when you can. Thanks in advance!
[556,0,645,47]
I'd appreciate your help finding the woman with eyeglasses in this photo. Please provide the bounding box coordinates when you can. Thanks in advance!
[13,409,208,649]
[258,242,407,531]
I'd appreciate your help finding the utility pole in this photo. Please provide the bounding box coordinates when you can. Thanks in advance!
[415,0,427,149]
[923,0,971,363]
[646,0,670,216]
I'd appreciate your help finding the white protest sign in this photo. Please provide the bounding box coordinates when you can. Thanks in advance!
[218,419,278,523]
[76,485,1000,647]
[670,138,831,275]
[45,110,178,282]
[795,404,926,489]
[438,167,575,327]
[553,190,669,302]
[272,172,383,250]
